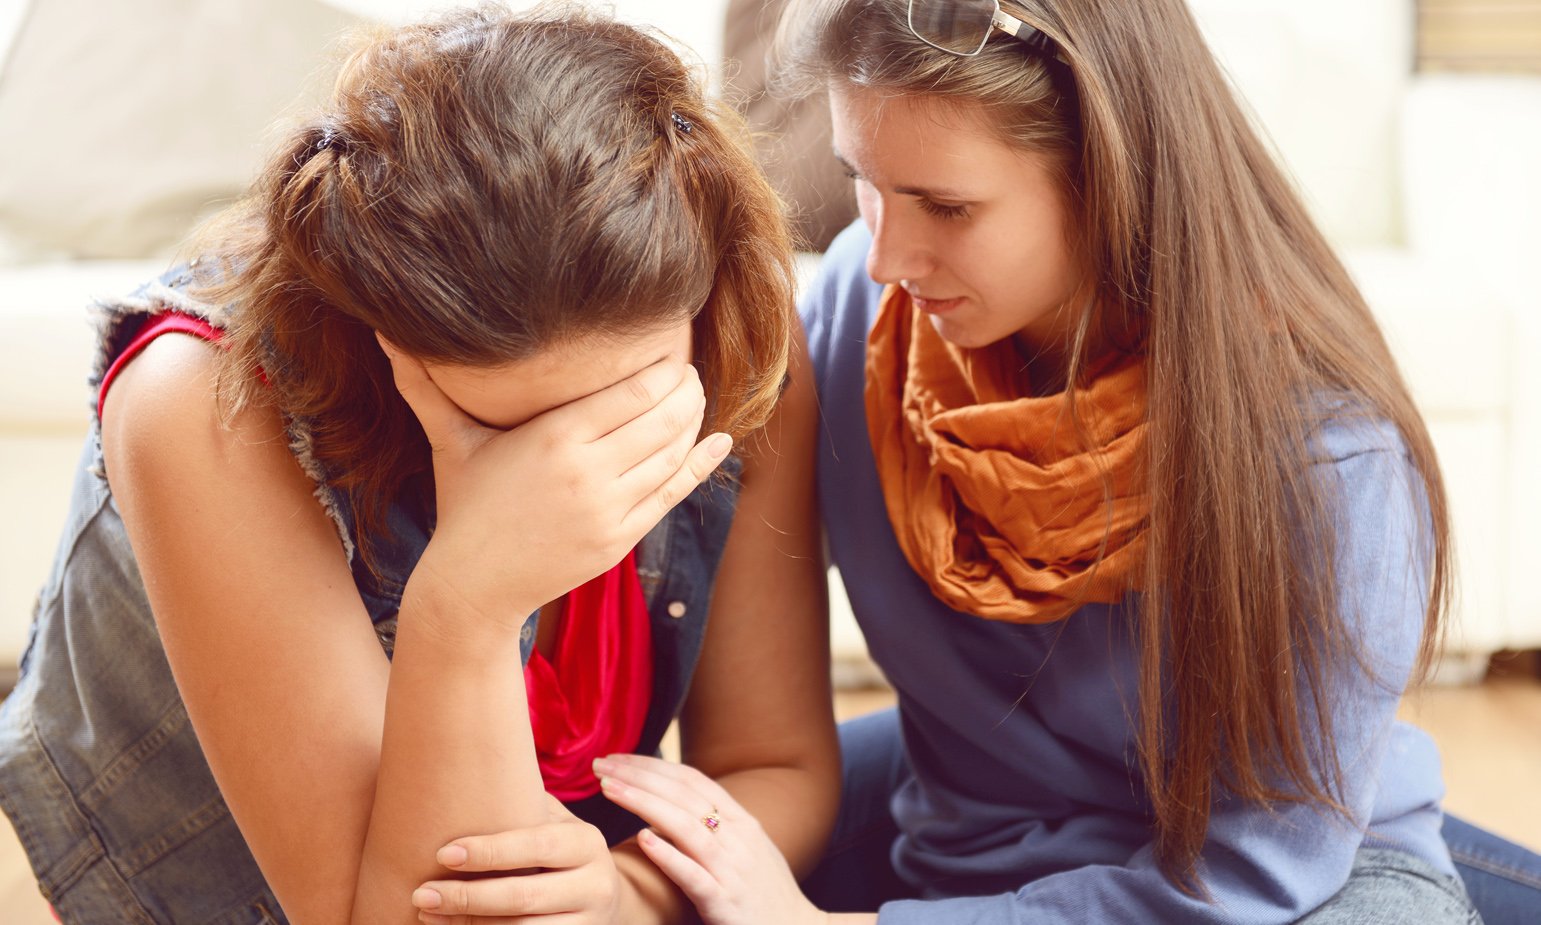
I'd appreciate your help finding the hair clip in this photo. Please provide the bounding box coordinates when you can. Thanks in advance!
[310,126,350,158]
[671,112,694,135]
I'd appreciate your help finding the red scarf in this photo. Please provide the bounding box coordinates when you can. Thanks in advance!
[524,548,653,800]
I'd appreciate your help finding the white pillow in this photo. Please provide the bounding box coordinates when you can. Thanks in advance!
[0,0,365,262]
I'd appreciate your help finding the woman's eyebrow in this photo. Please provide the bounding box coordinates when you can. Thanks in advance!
[833,149,972,201]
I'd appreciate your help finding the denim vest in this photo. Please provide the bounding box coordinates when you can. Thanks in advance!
[0,266,742,924]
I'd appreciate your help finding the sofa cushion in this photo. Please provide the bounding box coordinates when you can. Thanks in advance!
[0,261,167,427]
[0,0,362,262]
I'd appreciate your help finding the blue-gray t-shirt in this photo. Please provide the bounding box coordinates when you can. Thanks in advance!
[801,221,1453,924]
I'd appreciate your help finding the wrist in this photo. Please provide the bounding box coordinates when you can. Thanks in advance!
[611,846,686,925]
[399,562,535,658]
[612,874,645,925]
[413,546,542,618]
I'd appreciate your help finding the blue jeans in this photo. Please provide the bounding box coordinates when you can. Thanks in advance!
[1443,814,1541,924]
[804,709,1540,923]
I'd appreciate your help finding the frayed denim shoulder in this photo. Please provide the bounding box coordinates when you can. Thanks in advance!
[85,262,356,563]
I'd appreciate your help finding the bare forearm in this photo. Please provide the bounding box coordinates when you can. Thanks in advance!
[718,763,840,878]
[350,575,547,924]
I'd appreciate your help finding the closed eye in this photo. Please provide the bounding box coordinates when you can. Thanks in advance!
[918,198,970,220]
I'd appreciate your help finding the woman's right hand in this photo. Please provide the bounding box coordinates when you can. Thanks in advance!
[379,336,732,630]
[411,795,623,925]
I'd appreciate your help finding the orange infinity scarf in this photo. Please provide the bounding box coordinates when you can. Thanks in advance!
[865,285,1149,623]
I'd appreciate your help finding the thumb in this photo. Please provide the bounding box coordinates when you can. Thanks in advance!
[376,333,479,454]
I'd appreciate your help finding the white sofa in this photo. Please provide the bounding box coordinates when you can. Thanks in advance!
[3,0,1539,678]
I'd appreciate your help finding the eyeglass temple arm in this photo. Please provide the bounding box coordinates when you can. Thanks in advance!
[992,8,1064,62]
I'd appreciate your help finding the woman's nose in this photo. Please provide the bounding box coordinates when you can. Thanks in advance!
[862,199,931,286]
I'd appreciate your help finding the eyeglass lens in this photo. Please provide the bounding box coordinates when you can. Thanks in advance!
[909,0,998,56]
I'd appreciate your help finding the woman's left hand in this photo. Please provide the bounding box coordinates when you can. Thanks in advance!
[411,795,623,924]
[593,754,828,925]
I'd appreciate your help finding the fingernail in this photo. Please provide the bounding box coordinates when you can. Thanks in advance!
[592,757,616,776]
[412,887,442,910]
[600,775,623,795]
[436,844,468,867]
[707,433,732,457]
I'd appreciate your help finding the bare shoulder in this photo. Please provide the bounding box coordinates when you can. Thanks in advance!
[99,332,293,486]
[95,328,361,637]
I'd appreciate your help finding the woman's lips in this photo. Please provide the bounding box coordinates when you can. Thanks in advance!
[912,295,965,315]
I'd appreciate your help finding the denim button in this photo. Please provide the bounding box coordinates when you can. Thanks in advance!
[667,601,687,618]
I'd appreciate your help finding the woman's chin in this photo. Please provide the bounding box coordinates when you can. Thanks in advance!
[925,313,1012,351]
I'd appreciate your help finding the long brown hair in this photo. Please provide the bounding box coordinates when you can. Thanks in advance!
[778,0,1452,891]
[195,3,794,568]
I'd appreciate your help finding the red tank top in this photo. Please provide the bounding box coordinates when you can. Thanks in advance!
[97,312,651,801]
